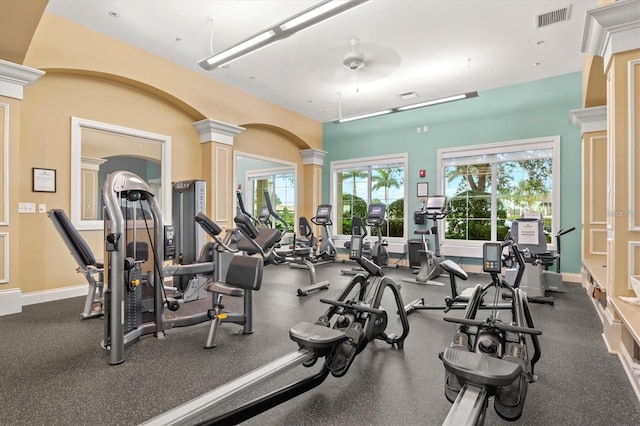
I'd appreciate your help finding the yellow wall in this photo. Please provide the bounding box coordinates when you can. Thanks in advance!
[5,11,323,295]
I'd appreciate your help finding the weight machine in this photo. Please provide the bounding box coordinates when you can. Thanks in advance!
[102,171,227,365]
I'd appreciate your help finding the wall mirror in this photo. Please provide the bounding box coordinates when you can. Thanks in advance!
[234,151,296,232]
[71,117,172,230]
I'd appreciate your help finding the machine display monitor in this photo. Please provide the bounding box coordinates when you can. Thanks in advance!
[349,234,363,260]
[317,205,331,217]
[483,242,502,273]
[426,196,447,212]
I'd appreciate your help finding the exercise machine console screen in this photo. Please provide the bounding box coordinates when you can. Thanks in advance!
[349,234,363,260]
[483,242,502,273]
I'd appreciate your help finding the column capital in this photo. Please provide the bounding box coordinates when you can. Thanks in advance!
[581,0,640,69]
[193,118,245,145]
[570,106,607,133]
[300,148,327,166]
[0,59,45,100]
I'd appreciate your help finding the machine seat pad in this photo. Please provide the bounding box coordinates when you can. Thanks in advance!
[204,281,244,297]
[414,229,431,235]
[293,246,313,256]
[440,259,468,280]
[289,322,347,350]
[441,347,522,387]
[223,255,264,291]
[236,228,283,255]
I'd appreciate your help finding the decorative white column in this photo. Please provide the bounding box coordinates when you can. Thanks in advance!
[300,148,328,226]
[193,119,245,228]
[0,60,44,316]
[0,59,45,100]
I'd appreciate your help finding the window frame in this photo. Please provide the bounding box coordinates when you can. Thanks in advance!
[437,136,561,258]
[330,153,408,250]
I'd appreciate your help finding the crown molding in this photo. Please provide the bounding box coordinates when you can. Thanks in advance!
[193,118,245,145]
[300,148,328,166]
[0,59,45,100]
[570,106,608,133]
[582,0,640,69]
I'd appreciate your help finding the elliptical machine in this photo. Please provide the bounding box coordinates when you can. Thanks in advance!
[402,195,448,286]
[310,204,337,262]
[368,203,397,269]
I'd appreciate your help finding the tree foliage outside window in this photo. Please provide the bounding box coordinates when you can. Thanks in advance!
[333,159,406,238]
[444,152,553,242]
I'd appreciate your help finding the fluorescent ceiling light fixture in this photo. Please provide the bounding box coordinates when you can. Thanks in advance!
[199,30,277,69]
[336,91,478,123]
[338,109,393,123]
[199,0,369,70]
[280,0,368,32]
[397,92,477,111]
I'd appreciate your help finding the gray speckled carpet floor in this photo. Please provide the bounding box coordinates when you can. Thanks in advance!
[1,261,639,425]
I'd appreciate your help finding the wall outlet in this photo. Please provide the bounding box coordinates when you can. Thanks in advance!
[19,203,36,213]
[39,204,47,213]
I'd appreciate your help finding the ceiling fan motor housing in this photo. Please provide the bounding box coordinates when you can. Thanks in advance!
[343,51,365,70]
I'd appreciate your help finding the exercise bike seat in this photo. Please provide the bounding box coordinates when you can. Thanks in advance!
[289,322,347,350]
[440,347,522,387]
[440,259,468,280]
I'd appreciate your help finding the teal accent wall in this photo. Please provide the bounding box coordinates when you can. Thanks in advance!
[322,72,583,273]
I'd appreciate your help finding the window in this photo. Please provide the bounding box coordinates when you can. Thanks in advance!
[247,169,296,231]
[438,137,559,253]
[331,154,407,239]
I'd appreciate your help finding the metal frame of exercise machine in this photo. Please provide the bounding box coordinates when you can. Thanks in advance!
[102,171,241,364]
[402,195,448,287]
[244,188,330,296]
[440,240,542,425]
[504,213,575,305]
[48,209,105,319]
[141,232,410,426]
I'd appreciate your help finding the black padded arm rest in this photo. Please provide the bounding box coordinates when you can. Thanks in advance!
[440,259,468,280]
[440,347,522,387]
[225,255,263,291]
[234,213,259,239]
[195,212,222,237]
[48,209,96,266]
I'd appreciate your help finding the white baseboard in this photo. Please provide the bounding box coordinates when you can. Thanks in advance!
[562,272,582,283]
[22,284,89,307]
[0,288,22,316]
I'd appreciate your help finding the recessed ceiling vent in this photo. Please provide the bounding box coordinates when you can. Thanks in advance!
[536,4,571,28]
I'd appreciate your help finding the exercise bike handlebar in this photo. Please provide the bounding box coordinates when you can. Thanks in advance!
[557,226,576,237]
[263,188,289,233]
[443,316,542,336]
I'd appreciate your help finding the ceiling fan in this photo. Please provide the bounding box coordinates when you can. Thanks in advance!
[308,38,401,90]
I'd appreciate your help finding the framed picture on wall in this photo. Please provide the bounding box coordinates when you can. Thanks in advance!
[417,182,429,197]
[33,167,56,193]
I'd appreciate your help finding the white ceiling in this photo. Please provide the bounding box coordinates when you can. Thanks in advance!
[45,0,598,123]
